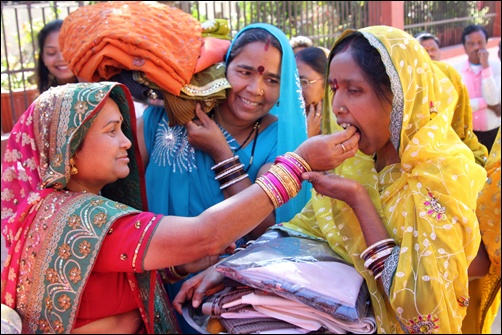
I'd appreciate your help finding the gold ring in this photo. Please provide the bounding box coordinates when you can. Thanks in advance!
[341,143,347,153]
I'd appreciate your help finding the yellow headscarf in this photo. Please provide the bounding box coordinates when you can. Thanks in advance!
[432,61,488,166]
[283,26,487,333]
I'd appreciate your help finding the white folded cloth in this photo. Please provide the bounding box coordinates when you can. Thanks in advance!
[223,292,376,334]
[239,261,364,307]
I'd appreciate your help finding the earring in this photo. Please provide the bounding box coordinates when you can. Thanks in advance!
[276,100,280,107]
[70,158,79,175]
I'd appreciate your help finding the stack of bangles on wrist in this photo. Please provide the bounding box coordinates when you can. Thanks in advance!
[255,152,312,208]
[212,156,249,190]
[360,238,396,280]
[160,266,189,284]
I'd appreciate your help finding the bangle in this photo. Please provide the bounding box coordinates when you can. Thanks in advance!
[218,170,245,186]
[284,152,312,172]
[270,166,300,199]
[256,175,280,208]
[215,163,244,180]
[211,156,240,173]
[360,238,396,260]
[162,266,189,284]
[220,173,248,190]
[362,242,396,262]
[363,247,394,269]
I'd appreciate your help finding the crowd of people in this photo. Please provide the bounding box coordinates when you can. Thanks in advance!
[1,1,500,334]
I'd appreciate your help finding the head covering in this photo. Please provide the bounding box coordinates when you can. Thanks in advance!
[432,60,488,166]
[59,1,201,96]
[0,82,180,334]
[284,26,487,333]
[1,82,145,236]
[227,23,310,223]
[59,1,232,126]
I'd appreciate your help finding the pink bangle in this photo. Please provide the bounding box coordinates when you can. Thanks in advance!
[275,157,303,184]
[256,174,281,207]
[266,172,289,205]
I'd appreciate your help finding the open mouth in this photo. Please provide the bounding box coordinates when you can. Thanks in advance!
[339,122,361,135]
[240,97,260,107]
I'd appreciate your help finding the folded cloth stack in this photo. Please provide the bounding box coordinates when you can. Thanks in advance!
[59,1,231,126]
[200,285,376,334]
[183,229,377,334]
[215,229,372,322]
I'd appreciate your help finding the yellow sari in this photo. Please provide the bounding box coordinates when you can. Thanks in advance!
[464,128,501,333]
[432,61,488,167]
[283,26,487,333]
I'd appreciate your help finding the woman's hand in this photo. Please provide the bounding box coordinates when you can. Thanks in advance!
[185,104,233,161]
[295,126,359,171]
[173,267,226,314]
[302,171,366,208]
[306,103,322,138]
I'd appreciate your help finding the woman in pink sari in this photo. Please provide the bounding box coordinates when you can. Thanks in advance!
[0,82,358,333]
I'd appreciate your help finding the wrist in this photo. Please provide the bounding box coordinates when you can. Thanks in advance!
[173,265,188,277]
[212,149,235,164]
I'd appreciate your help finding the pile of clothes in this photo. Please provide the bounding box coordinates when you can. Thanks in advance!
[184,228,377,334]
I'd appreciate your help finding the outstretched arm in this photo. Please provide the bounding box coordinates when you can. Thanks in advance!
[143,127,360,271]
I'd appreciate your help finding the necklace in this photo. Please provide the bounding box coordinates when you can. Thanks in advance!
[233,117,262,173]
[211,110,263,173]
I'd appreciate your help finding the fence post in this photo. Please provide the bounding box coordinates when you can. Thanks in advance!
[494,1,501,37]
[368,1,404,29]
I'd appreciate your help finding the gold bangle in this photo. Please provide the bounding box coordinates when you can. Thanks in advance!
[256,177,280,208]
[285,152,312,172]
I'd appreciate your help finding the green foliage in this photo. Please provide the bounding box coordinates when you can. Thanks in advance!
[1,5,59,90]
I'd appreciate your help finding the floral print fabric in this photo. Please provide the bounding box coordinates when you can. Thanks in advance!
[283,26,487,333]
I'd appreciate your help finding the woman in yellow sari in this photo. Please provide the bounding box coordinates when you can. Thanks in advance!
[174,26,488,333]
[465,128,501,333]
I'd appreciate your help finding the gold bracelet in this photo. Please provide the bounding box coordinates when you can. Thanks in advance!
[285,152,312,172]
[256,177,280,208]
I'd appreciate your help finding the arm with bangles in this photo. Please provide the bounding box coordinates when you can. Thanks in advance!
[144,123,360,274]
[185,104,275,240]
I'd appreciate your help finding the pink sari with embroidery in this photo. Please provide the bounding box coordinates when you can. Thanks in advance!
[1,82,180,334]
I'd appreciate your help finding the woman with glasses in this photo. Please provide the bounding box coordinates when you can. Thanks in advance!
[295,47,328,137]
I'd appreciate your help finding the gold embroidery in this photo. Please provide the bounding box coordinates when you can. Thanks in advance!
[132,215,157,272]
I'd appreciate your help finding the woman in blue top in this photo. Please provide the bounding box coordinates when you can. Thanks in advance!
[138,23,310,333]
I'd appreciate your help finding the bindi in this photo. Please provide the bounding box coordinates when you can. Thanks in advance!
[264,37,271,51]
[333,78,339,90]
[257,65,265,75]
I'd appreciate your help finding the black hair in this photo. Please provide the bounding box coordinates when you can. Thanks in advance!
[461,25,489,45]
[295,47,327,77]
[226,28,282,66]
[414,32,440,48]
[329,31,392,107]
[36,19,63,94]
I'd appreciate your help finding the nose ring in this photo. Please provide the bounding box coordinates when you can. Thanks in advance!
[260,89,265,95]
[340,143,347,153]
[339,106,346,112]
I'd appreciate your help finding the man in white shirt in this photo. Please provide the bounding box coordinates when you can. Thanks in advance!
[454,25,501,151]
